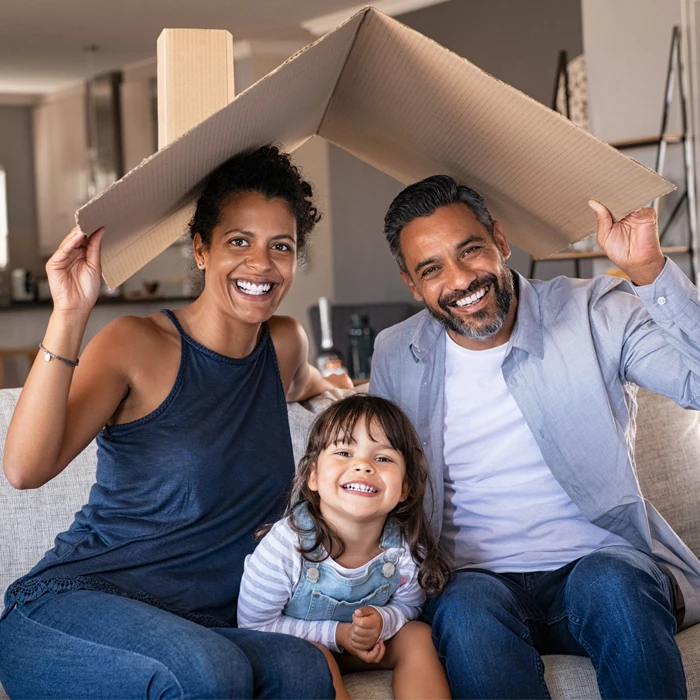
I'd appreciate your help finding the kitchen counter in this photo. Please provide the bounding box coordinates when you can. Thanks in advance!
[0,297,193,387]
[0,295,194,311]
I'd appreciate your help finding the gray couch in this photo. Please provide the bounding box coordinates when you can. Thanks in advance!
[1,385,699,699]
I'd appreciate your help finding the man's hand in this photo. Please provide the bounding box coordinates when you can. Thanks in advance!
[589,200,666,286]
[335,609,386,664]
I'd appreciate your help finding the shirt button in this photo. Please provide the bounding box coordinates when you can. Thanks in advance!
[657,296,667,305]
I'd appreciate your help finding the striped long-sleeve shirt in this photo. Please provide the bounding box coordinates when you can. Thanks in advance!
[237,517,425,652]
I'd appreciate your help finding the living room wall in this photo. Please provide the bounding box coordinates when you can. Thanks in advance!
[0,105,39,302]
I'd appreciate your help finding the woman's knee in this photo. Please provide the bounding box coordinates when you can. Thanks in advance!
[174,636,253,699]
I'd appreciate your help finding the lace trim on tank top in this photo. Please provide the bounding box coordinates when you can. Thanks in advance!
[4,575,231,628]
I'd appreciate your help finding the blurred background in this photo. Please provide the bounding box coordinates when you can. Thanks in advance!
[0,0,696,385]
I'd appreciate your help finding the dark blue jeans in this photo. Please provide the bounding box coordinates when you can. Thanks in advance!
[422,547,686,699]
[0,589,334,699]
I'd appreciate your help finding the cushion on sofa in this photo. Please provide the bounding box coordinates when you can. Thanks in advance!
[634,388,700,557]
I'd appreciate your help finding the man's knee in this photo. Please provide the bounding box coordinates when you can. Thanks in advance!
[428,572,524,644]
[570,548,667,599]
[567,546,673,623]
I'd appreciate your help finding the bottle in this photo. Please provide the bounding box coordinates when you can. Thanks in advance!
[347,313,374,380]
[315,297,347,377]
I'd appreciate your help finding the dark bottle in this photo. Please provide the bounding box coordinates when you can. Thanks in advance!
[315,296,347,377]
[347,313,374,380]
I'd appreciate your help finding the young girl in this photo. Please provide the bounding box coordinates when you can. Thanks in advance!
[238,394,452,699]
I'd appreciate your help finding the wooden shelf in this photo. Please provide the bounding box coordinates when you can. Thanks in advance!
[608,133,682,149]
[533,245,689,262]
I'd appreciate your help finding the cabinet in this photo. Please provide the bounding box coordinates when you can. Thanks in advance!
[33,85,89,256]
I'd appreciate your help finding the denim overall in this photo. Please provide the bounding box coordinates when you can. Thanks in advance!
[283,503,404,622]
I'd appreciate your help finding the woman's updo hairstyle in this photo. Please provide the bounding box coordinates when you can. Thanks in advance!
[189,145,321,262]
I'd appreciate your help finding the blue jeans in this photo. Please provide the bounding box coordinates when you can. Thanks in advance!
[0,589,334,699]
[422,547,686,699]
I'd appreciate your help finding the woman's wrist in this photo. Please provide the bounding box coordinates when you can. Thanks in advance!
[42,309,90,362]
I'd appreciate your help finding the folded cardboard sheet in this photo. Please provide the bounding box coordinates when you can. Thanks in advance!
[77,7,674,289]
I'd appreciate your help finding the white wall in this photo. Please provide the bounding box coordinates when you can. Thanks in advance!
[583,0,682,141]
[582,0,692,276]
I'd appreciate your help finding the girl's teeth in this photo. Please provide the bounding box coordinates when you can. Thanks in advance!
[343,483,378,493]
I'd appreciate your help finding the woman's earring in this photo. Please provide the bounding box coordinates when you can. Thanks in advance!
[198,261,204,269]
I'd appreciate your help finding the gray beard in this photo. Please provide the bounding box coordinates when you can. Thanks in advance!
[432,268,514,340]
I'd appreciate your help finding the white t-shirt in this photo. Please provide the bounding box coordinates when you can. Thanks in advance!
[441,334,629,572]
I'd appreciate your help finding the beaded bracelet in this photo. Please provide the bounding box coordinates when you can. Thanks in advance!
[39,341,79,368]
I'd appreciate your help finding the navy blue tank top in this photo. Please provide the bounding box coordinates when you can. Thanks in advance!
[4,310,295,626]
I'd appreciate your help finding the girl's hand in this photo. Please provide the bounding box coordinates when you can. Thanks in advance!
[588,200,665,286]
[350,606,383,650]
[353,640,385,665]
[46,226,105,313]
[336,618,386,664]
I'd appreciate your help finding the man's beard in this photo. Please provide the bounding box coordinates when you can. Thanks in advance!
[426,265,514,340]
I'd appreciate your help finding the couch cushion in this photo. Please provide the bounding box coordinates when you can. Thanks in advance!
[343,624,700,699]
[634,388,700,558]
[0,389,97,597]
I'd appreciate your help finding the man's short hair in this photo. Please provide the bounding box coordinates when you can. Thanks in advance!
[384,175,494,272]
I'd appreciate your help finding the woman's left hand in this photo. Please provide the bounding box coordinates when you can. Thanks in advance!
[325,372,354,390]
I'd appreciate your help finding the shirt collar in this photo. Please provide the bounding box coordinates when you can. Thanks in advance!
[509,271,544,359]
[408,269,544,361]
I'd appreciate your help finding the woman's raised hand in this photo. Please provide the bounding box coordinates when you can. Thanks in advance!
[46,227,105,313]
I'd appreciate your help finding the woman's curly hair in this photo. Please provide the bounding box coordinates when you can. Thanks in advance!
[189,145,321,263]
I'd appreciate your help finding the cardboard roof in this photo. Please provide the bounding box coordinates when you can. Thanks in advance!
[77,6,674,289]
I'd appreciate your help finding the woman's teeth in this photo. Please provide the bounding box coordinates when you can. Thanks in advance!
[455,286,488,308]
[236,280,272,295]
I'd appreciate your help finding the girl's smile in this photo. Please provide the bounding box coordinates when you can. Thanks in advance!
[309,420,408,528]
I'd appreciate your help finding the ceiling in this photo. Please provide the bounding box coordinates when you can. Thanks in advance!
[0,0,386,94]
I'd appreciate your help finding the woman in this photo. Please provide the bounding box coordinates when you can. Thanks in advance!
[0,146,347,699]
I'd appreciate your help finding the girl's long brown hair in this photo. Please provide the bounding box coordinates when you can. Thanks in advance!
[285,394,452,596]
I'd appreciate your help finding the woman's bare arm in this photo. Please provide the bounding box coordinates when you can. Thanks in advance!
[3,227,130,489]
[269,315,352,403]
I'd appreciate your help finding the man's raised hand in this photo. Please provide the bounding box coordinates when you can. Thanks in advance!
[588,200,665,286]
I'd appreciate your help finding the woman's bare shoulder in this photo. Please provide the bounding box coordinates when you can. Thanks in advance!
[83,311,180,368]
[267,315,308,394]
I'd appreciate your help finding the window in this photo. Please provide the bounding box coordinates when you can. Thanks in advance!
[0,168,7,270]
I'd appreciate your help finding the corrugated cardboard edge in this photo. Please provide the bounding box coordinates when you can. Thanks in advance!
[76,8,369,289]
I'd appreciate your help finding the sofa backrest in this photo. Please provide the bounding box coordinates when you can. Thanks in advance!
[1,386,699,599]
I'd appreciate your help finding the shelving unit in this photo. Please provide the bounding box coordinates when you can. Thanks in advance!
[533,28,697,282]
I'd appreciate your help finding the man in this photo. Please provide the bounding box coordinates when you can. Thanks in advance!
[369,174,700,699]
